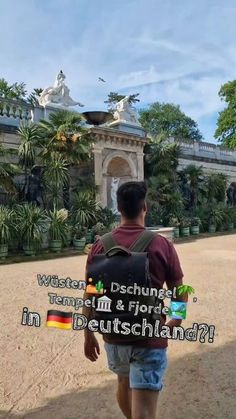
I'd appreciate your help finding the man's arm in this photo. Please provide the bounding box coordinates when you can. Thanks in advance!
[82,290,100,362]
[82,291,93,320]
[83,242,102,362]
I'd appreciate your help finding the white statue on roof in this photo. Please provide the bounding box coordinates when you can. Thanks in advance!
[38,70,84,108]
[113,95,140,125]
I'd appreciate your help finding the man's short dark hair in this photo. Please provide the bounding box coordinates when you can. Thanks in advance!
[117,181,147,219]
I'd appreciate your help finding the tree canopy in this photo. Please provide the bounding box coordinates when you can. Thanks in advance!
[0,77,42,105]
[0,78,27,100]
[214,80,236,149]
[139,102,203,141]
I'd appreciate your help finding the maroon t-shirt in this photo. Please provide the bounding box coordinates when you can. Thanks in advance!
[85,223,184,349]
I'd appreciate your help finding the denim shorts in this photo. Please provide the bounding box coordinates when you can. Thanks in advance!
[104,343,168,391]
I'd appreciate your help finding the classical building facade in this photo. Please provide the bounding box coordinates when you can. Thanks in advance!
[1,96,236,209]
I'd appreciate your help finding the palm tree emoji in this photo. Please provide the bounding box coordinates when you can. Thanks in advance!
[177,284,195,296]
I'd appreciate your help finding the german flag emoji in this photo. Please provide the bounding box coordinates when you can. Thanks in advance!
[46,310,72,330]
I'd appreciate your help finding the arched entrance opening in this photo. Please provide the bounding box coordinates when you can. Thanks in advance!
[106,156,133,210]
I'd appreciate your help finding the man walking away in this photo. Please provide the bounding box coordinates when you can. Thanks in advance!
[83,181,186,419]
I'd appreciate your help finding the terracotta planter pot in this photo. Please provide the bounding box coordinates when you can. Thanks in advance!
[190,225,199,235]
[85,231,94,244]
[0,244,8,259]
[50,240,62,253]
[180,227,190,237]
[23,244,35,256]
[208,225,216,233]
[173,227,179,238]
[8,238,19,251]
[73,238,86,251]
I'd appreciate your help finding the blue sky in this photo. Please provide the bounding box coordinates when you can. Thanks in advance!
[1,0,236,142]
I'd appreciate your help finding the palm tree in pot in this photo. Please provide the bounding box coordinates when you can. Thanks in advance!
[8,207,19,251]
[233,207,236,229]
[179,216,191,237]
[48,207,68,252]
[71,191,98,248]
[0,206,14,259]
[190,217,201,235]
[0,144,20,202]
[224,206,235,231]
[73,225,87,251]
[207,206,224,233]
[15,203,48,256]
[71,191,97,226]
[168,216,180,238]
[192,206,208,233]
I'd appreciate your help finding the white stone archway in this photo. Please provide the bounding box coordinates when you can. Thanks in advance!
[102,151,137,208]
[92,127,147,208]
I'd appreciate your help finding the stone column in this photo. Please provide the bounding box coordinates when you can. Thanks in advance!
[102,175,108,208]
[137,152,144,181]
[93,147,103,206]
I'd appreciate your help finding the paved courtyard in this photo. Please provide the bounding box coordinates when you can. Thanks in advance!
[0,234,236,419]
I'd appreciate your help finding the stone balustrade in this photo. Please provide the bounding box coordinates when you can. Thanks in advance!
[174,138,236,163]
[179,140,194,150]
[0,96,236,167]
[0,97,33,126]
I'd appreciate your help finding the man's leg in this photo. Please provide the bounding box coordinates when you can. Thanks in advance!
[131,389,159,419]
[104,343,133,418]
[117,375,132,419]
[129,348,167,419]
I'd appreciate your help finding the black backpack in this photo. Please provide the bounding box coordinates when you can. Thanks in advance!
[86,229,162,341]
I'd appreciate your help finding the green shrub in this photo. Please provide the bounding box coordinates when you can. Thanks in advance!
[92,222,107,236]
[15,203,48,248]
[179,216,191,228]
[96,206,117,229]
[48,207,68,244]
[0,206,14,245]
[168,216,180,227]
[190,217,201,226]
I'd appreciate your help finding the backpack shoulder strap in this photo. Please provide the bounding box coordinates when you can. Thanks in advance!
[130,230,157,252]
[99,232,117,253]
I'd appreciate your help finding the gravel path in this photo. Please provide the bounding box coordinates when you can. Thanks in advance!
[0,234,236,419]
